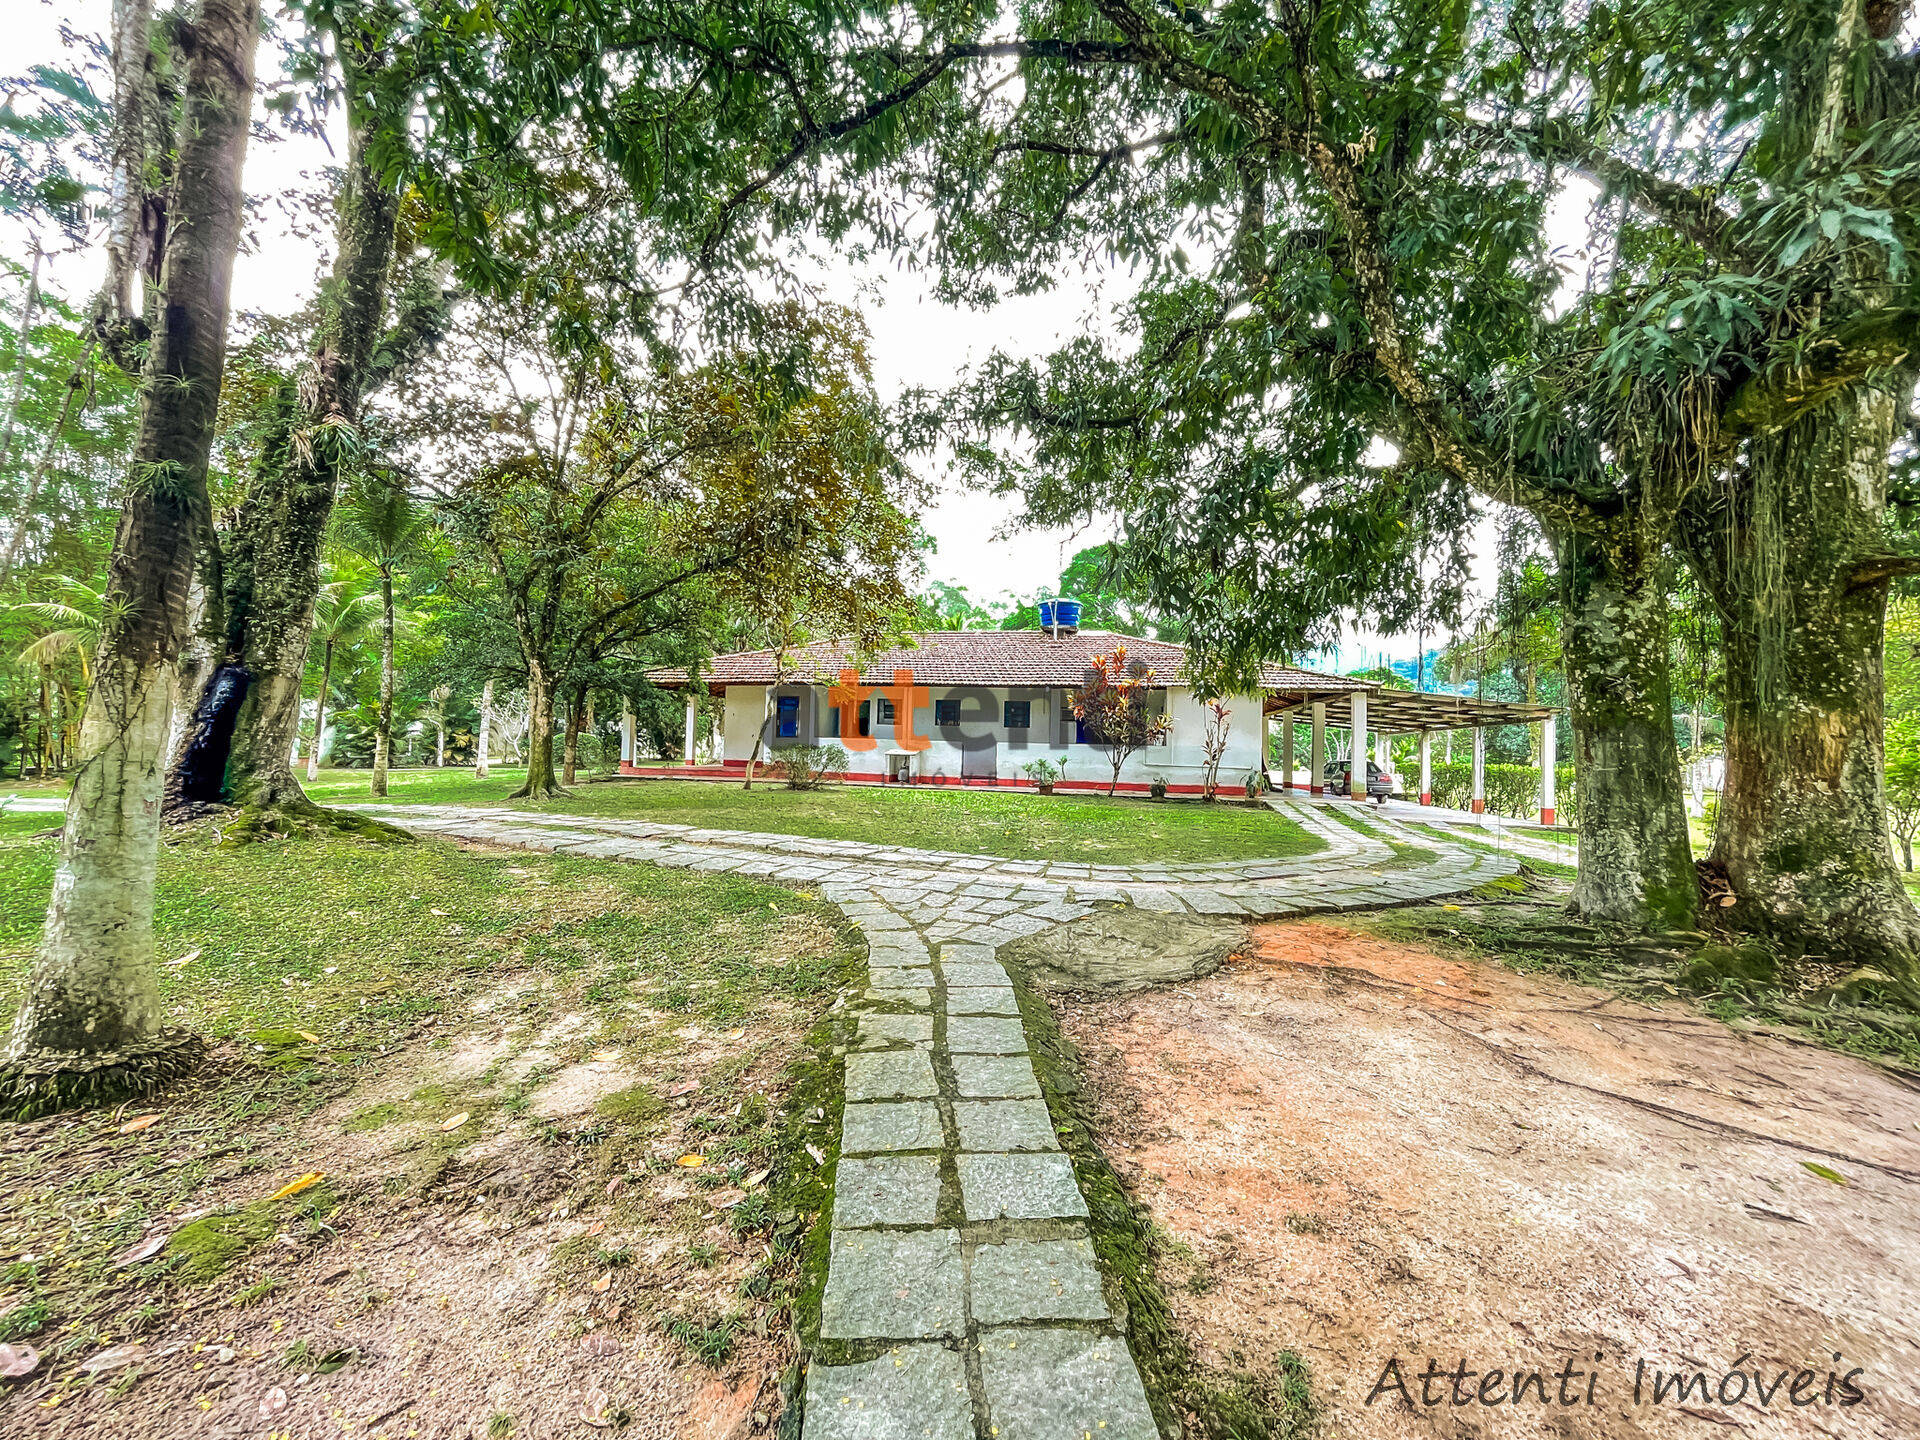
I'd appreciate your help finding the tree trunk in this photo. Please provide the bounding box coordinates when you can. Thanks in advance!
[166,101,407,824]
[1685,382,1920,989]
[372,566,395,797]
[475,677,492,779]
[307,639,332,781]
[562,694,581,786]
[511,661,563,798]
[1553,529,1701,932]
[1,0,258,1118]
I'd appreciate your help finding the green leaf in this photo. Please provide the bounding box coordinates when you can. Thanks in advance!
[1799,1162,1847,1185]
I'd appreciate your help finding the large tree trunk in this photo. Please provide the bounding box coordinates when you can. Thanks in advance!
[511,661,564,798]
[372,567,395,797]
[1685,383,1920,992]
[1553,528,1701,932]
[1,0,259,1119]
[166,103,407,828]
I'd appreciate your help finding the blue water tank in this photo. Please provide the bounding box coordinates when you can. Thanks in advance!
[1053,599,1083,629]
[1037,599,1057,629]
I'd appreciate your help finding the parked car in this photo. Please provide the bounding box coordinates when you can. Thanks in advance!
[1323,758,1396,802]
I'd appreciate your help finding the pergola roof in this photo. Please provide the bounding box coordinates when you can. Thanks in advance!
[1264,688,1557,732]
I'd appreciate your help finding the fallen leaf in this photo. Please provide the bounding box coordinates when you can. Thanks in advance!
[1440,904,1462,912]
[429,907,448,916]
[118,1114,161,1134]
[114,1233,169,1267]
[1801,1161,1848,1185]
[0,1343,40,1379]
[166,948,201,968]
[1717,894,1738,907]
[80,1343,147,1374]
[296,1031,319,1045]
[579,1335,621,1358]
[805,1144,825,1166]
[585,1220,606,1237]
[605,1177,625,1198]
[259,1386,289,1416]
[590,1273,612,1293]
[666,1080,699,1097]
[742,1168,771,1188]
[726,1029,745,1039]
[267,1172,325,1202]
[676,1154,705,1168]
[440,1112,471,1132]
[707,1187,746,1210]
[604,1304,623,1323]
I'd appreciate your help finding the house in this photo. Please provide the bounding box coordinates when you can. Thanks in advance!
[635,628,1371,795]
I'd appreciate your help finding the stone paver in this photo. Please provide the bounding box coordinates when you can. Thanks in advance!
[820,1229,964,1339]
[345,798,1516,1436]
[977,1328,1159,1440]
[842,1101,944,1154]
[835,1155,943,1227]
[954,1099,1058,1152]
[956,1152,1089,1220]
[803,1345,973,1440]
[969,1237,1109,1323]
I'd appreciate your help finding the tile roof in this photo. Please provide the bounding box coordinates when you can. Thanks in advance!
[645,631,1372,694]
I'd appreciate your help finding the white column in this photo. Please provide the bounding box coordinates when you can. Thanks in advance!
[620,697,634,767]
[1418,731,1432,804]
[1472,727,1487,814]
[1310,702,1326,795]
[1348,692,1368,800]
[1541,715,1558,825]
[1281,714,1296,790]
[683,693,698,764]
[1375,729,1391,775]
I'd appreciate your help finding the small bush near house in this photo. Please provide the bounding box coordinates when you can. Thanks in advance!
[783,743,851,789]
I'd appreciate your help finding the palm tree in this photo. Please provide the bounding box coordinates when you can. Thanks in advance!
[304,560,381,780]
[335,476,432,798]
[11,577,108,774]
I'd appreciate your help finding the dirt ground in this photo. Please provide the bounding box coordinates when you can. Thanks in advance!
[1052,918,1920,1439]
[1,919,842,1440]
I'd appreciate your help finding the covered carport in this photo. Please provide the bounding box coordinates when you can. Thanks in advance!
[1262,688,1563,824]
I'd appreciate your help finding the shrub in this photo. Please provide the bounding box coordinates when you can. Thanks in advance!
[782,743,849,789]
[1021,757,1065,787]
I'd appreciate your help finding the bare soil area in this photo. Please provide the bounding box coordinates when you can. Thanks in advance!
[1050,918,1920,1439]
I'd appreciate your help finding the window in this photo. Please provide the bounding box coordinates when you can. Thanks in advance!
[935,697,961,727]
[876,697,896,723]
[776,695,799,739]
[1003,700,1032,730]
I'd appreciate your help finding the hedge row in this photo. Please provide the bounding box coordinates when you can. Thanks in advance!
[1423,761,1578,822]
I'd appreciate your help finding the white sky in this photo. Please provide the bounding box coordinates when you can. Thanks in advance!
[11,0,1586,672]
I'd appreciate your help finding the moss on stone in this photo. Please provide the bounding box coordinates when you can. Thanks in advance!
[594,1084,666,1126]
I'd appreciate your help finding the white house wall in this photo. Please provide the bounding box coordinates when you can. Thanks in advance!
[718,684,1266,791]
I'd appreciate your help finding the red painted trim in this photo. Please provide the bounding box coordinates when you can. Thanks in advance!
[1419,792,1431,805]
[610,766,1217,796]
[1540,807,1555,826]
[1471,798,1486,814]
[1310,784,1323,795]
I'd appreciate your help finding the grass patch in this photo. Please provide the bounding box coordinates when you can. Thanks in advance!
[0,819,858,1359]
[595,1083,667,1126]
[1403,819,1578,878]
[299,767,1323,865]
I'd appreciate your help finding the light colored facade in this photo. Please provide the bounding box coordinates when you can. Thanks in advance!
[643,629,1365,795]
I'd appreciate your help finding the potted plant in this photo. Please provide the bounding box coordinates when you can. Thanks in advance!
[1149,776,1168,802]
[1022,758,1065,794]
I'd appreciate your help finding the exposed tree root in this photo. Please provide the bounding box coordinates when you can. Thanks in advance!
[0,1027,208,1122]
[217,798,416,847]
[507,782,569,801]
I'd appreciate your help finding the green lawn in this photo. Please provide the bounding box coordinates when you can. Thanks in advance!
[299,767,1324,864]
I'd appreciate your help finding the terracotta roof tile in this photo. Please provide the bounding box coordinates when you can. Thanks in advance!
[645,631,1371,694]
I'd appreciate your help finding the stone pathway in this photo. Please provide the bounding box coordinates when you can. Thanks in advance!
[347,800,1517,1436]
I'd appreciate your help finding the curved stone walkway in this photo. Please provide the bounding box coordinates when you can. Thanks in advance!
[348,800,1516,1437]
